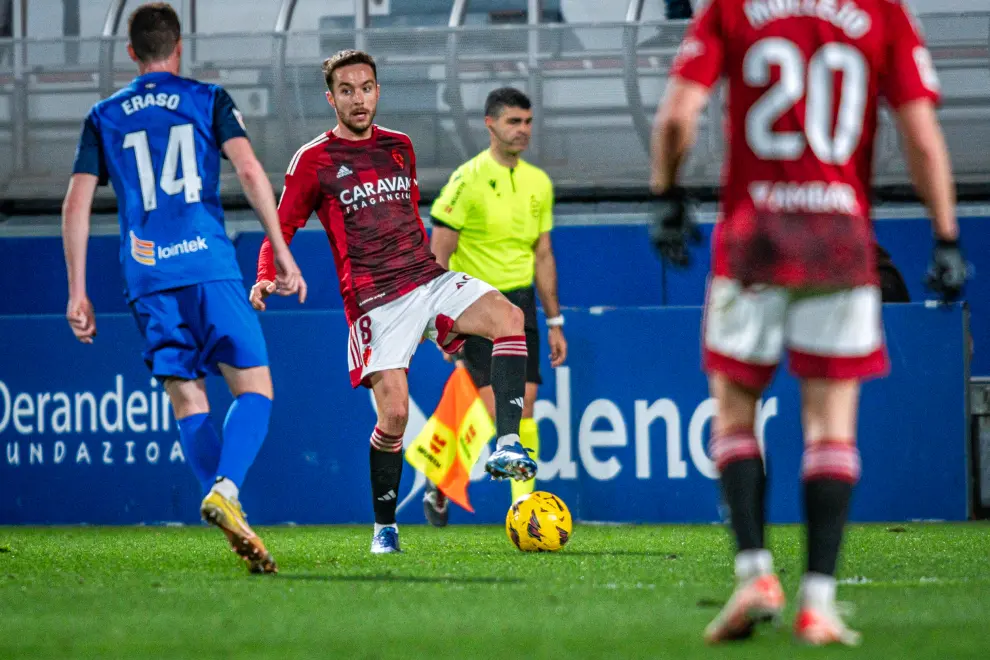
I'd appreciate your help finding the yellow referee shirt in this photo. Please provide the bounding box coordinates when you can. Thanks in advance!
[430,150,554,291]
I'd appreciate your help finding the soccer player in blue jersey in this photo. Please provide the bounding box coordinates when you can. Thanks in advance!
[61,2,306,574]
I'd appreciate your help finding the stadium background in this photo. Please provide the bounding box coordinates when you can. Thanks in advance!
[0,0,988,525]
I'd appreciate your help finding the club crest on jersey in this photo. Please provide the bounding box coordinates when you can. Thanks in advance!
[392,150,405,169]
[675,37,704,65]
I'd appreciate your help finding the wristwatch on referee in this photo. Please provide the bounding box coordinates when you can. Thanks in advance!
[546,315,565,328]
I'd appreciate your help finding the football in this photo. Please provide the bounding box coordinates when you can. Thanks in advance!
[505,491,573,552]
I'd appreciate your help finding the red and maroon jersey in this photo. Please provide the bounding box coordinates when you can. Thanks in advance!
[258,125,445,323]
[671,0,940,287]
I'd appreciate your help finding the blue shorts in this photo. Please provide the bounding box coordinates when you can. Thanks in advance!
[131,280,269,381]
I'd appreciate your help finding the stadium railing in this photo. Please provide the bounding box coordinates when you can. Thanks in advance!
[0,13,988,213]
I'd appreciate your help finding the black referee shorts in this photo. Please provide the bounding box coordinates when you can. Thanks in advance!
[461,286,542,388]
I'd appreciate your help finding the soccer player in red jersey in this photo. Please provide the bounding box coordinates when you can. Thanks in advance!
[252,50,537,554]
[650,0,967,645]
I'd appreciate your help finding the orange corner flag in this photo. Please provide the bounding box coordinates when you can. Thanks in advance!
[405,365,494,513]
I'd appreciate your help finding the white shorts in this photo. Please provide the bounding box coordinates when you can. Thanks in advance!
[702,277,888,390]
[347,271,496,388]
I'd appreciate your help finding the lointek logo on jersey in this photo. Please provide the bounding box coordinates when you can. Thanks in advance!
[130,233,209,266]
[158,236,208,261]
[339,176,413,215]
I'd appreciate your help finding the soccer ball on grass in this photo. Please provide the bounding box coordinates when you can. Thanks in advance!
[505,491,573,552]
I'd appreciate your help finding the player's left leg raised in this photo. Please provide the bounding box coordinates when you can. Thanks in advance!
[450,291,535,482]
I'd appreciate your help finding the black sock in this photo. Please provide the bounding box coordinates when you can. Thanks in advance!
[804,478,853,575]
[370,447,403,525]
[712,432,767,553]
[490,335,527,439]
[801,441,860,576]
[720,457,767,551]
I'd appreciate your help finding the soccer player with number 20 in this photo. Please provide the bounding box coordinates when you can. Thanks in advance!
[650,0,967,646]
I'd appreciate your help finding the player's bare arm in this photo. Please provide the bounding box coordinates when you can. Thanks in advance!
[61,173,99,343]
[429,224,459,269]
[649,79,710,266]
[533,232,567,367]
[650,79,710,193]
[894,100,958,242]
[894,99,967,300]
[250,160,317,311]
[223,137,307,305]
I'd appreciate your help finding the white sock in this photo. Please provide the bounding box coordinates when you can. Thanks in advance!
[374,522,397,535]
[800,572,837,610]
[497,433,521,449]
[734,549,773,582]
[211,477,239,501]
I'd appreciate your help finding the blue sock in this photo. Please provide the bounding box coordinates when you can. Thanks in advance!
[216,392,272,489]
[176,413,222,495]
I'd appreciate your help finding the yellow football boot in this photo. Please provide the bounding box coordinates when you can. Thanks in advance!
[200,490,277,574]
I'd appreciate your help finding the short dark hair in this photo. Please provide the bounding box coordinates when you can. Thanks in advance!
[128,3,181,63]
[485,87,531,118]
[322,50,377,91]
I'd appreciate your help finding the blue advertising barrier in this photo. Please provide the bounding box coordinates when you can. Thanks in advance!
[6,215,988,371]
[231,215,990,378]
[0,303,969,525]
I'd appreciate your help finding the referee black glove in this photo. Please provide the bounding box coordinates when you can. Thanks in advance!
[650,186,702,268]
[924,238,968,303]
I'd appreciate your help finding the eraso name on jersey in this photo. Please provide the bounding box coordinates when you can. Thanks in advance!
[338,175,412,213]
[121,92,181,116]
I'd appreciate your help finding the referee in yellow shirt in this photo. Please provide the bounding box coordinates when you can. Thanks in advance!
[424,87,567,526]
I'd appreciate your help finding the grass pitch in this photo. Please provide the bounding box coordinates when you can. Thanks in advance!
[0,523,988,659]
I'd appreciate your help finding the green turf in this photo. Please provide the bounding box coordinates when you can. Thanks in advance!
[1,523,988,659]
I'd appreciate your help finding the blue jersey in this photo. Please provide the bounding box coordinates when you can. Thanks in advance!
[72,72,247,301]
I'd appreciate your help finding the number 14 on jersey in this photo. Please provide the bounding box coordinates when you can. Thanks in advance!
[123,123,203,212]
